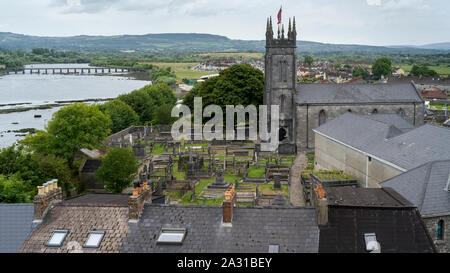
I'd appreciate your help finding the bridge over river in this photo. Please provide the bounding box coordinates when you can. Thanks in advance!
[4,67,146,75]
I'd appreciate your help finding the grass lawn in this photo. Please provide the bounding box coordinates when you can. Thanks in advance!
[197,52,264,59]
[400,65,450,76]
[141,62,214,82]
[247,165,266,178]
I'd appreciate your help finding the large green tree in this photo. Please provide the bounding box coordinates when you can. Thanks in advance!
[117,88,154,123]
[353,67,370,80]
[372,57,392,80]
[99,100,139,134]
[304,56,314,66]
[183,64,264,111]
[0,174,32,203]
[410,64,439,77]
[21,103,111,168]
[0,145,72,200]
[96,147,138,193]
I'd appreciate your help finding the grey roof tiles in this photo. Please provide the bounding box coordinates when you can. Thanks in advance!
[0,204,34,253]
[314,112,450,170]
[121,204,320,253]
[381,160,450,215]
[296,83,423,105]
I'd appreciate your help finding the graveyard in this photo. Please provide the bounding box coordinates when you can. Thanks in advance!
[105,125,295,206]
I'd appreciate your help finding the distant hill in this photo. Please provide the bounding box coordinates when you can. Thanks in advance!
[0,32,448,55]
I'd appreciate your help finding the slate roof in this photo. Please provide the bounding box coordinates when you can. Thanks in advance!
[121,204,319,253]
[296,83,423,105]
[20,204,130,253]
[319,187,436,253]
[62,193,129,207]
[319,206,436,253]
[314,112,450,170]
[325,187,414,208]
[0,204,35,253]
[381,160,450,215]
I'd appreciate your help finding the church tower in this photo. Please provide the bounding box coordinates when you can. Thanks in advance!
[264,16,297,146]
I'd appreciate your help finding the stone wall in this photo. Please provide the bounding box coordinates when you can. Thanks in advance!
[314,133,403,188]
[423,215,450,253]
[296,102,424,149]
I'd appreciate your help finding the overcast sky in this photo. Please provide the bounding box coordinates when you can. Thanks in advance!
[0,0,449,46]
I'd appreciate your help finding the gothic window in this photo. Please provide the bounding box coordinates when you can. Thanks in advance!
[319,110,327,126]
[279,59,288,82]
[372,109,378,114]
[279,128,287,142]
[280,95,286,113]
[397,108,405,118]
[437,220,445,240]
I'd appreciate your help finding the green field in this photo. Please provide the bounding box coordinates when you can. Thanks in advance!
[198,52,264,59]
[400,65,450,76]
[141,62,214,83]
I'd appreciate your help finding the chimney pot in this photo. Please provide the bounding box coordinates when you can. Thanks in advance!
[37,186,45,196]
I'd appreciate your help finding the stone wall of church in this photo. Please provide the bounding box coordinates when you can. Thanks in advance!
[296,103,424,149]
[423,215,450,253]
[314,133,404,188]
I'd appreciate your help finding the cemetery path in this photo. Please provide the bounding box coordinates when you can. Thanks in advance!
[289,152,307,207]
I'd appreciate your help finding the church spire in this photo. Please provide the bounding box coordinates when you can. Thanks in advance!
[293,16,297,40]
[288,18,292,40]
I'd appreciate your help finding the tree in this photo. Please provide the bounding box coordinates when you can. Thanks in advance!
[117,88,155,123]
[183,64,264,111]
[304,56,314,66]
[96,147,138,193]
[410,64,439,77]
[144,83,177,108]
[99,100,139,134]
[334,62,342,69]
[21,103,111,168]
[353,67,370,80]
[372,57,392,80]
[153,104,177,125]
[0,174,32,203]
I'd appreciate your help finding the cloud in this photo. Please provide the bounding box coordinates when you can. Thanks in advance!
[366,0,382,6]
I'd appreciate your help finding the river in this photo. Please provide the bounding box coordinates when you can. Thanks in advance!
[0,64,151,148]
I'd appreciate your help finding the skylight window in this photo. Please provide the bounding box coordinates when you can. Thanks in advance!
[156,228,187,245]
[46,230,69,247]
[84,230,106,249]
[364,233,380,252]
[268,245,279,253]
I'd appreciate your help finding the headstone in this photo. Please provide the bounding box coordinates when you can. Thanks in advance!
[133,144,146,158]
[271,194,288,206]
[278,143,297,155]
[207,167,231,189]
[273,174,282,190]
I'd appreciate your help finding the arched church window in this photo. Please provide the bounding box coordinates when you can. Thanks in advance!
[279,128,287,142]
[437,220,445,240]
[280,95,286,114]
[319,110,327,126]
[372,109,378,114]
[397,108,405,118]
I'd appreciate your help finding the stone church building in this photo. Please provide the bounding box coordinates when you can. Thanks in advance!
[263,17,425,150]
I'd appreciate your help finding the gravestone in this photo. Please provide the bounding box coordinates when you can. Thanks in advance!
[133,143,146,158]
[278,143,297,155]
[271,194,288,206]
[273,173,282,190]
[207,168,231,189]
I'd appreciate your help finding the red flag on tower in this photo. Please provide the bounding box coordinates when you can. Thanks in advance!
[277,6,282,24]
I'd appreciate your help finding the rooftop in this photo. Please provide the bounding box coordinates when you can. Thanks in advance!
[314,112,450,170]
[0,204,35,253]
[296,83,423,105]
[381,160,450,215]
[121,204,319,253]
[319,186,436,253]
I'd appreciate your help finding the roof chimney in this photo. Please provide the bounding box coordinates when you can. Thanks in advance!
[312,183,328,226]
[33,180,63,222]
[128,181,152,222]
[222,185,237,225]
